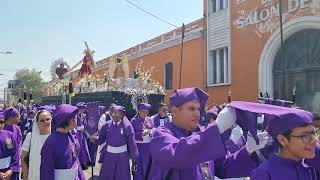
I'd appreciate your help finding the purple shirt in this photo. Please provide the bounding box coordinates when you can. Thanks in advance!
[251,153,318,180]
[40,131,85,180]
[149,122,257,180]
[151,113,171,128]
[98,119,139,161]
[130,115,154,141]
[0,130,19,173]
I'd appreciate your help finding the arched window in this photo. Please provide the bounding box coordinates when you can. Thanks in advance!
[273,29,320,112]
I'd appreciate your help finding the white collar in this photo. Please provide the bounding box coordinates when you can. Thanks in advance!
[113,120,121,126]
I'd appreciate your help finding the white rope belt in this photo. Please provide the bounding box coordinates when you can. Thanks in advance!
[0,156,11,169]
[106,145,128,154]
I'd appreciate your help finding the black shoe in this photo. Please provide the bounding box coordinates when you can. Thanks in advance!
[81,163,88,170]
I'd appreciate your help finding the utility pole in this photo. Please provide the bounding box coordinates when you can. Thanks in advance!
[178,23,185,89]
[279,0,286,99]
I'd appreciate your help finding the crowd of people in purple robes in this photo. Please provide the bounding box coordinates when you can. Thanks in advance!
[0,86,319,180]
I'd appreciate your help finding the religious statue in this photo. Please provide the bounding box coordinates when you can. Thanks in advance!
[50,58,70,80]
[55,63,68,79]
[108,55,129,79]
[78,41,96,78]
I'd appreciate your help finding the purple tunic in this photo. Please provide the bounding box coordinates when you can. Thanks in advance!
[3,124,22,148]
[19,113,28,133]
[149,123,256,180]
[40,131,85,180]
[76,113,91,165]
[3,124,22,175]
[151,113,170,128]
[250,153,318,180]
[131,115,154,179]
[224,134,246,154]
[98,119,139,180]
[84,109,100,166]
[0,130,19,180]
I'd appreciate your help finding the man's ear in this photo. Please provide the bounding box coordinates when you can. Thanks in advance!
[171,106,178,116]
[277,134,289,147]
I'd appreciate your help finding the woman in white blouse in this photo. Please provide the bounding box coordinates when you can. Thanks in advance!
[21,110,52,180]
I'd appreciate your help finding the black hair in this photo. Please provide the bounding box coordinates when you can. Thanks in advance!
[275,129,292,148]
[276,124,312,148]
[158,103,167,109]
[36,110,51,122]
[58,119,70,129]
[313,112,320,121]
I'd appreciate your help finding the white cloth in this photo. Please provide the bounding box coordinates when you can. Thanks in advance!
[0,157,11,169]
[214,177,250,180]
[215,106,237,133]
[21,121,50,180]
[54,166,78,180]
[98,114,107,131]
[229,126,243,144]
[106,145,127,154]
[246,132,269,154]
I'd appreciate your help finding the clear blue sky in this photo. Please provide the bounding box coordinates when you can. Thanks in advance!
[0,0,203,96]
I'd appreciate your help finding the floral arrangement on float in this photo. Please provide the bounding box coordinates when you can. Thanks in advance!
[42,44,165,98]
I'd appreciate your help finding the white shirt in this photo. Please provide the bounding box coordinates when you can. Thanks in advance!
[112,121,121,126]
[22,133,49,152]
[98,114,107,131]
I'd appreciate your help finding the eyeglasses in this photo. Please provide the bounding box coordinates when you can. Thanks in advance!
[0,121,5,124]
[290,132,319,144]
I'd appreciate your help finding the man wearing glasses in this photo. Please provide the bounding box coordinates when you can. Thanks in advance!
[250,106,319,180]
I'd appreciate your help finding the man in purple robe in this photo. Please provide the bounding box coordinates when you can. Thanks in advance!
[22,110,36,141]
[40,104,85,180]
[0,112,19,180]
[19,106,28,134]
[131,103,155,179]
[148,88,268,180]
[151,103,171,128]
[245,102,319,180]
[96,105,139,180]
[3,107,22,178]
[85,102,100,167]
[75,102,91,169]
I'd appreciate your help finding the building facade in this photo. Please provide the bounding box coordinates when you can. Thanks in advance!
[206,0,320,112]
[67,19,205,103]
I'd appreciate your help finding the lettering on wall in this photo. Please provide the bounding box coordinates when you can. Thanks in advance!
[233,0,320,37]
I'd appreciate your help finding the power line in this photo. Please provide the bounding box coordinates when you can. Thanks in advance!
[123,0,202,37]
[124,0,178,28]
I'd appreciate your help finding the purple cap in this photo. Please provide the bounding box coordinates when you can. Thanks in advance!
[3,107,19,121]
[0,112,4,119]
[206,106,222,120]
[110,105,125,114]
[137,103,151,110]
[230,101,313,142]
[53,104,79,129]
[38,105,56,114]
[76,102,87,109]
[169,87,208,109]
[99,105,106,112]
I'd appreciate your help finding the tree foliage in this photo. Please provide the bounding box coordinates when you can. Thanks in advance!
[12,68,43,102]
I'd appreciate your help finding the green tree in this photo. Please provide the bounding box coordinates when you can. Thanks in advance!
[12,68,43,103]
